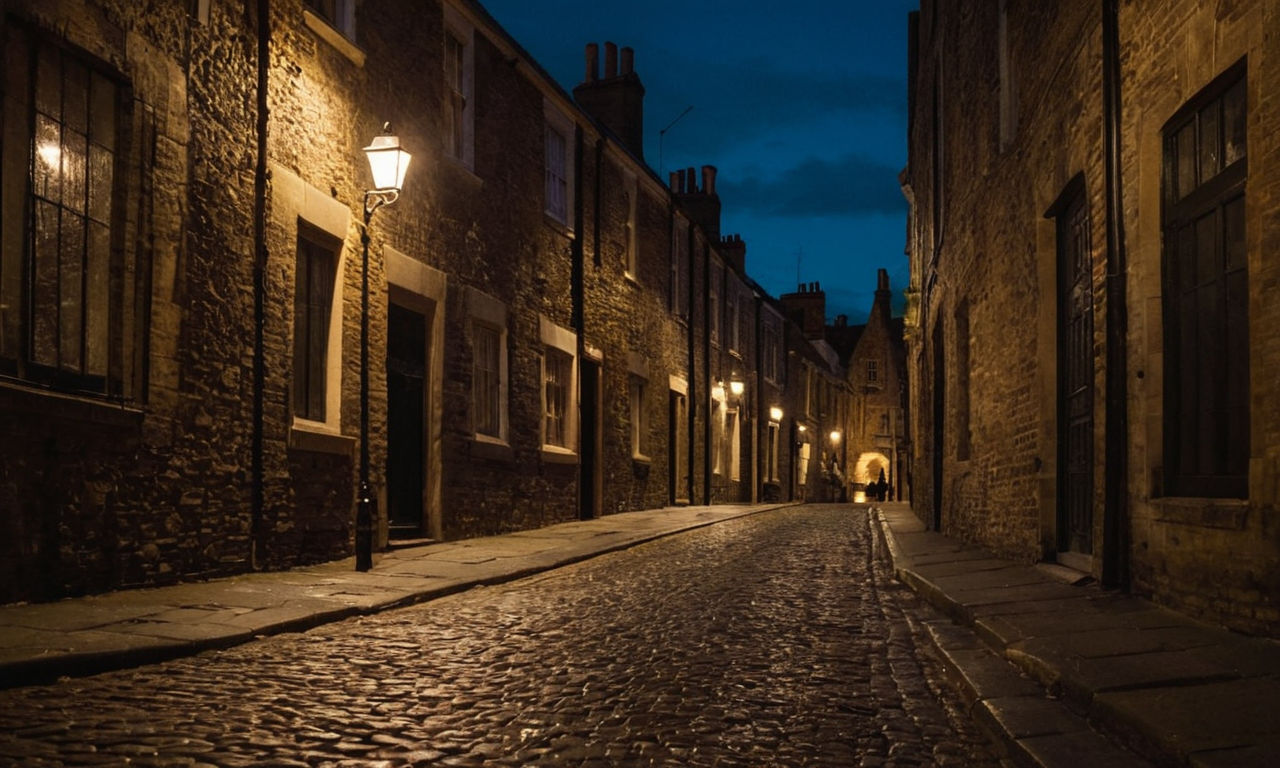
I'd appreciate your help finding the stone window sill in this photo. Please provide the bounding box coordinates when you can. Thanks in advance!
[303,9,366,67]
[541,446,578,465]
[0,378,143,428]
[470,435,513,463]
[1151,497,1249,530]
[289,423,355,456]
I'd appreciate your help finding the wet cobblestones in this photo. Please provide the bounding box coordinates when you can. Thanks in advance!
[0,505,1001,766]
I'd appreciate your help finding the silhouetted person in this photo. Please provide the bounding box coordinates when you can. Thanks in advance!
[875,469,888,501]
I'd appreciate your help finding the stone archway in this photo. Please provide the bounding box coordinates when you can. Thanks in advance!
[853,451,890,503]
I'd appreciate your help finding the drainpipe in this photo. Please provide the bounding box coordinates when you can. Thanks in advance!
[1102,0,1129,589]
[686,223,696,505]
[702,241,712,505]
[572,125,586,517]
[250,0,270,569]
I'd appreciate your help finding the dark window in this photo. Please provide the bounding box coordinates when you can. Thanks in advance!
[1,23,129,397]
[293,230,337,421]
[544,348,572,448]
[444,31,466,160]
[1162,60,1248,498]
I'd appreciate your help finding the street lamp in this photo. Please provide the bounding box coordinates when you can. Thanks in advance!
[728,374,744,398]
[356,123,411,572]
[769,406,783,423]
[829,430,841,445]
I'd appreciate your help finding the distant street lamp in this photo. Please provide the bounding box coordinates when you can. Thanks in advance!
[356,124,411,572]
[829,430,841,445]
[769,406,783,423]
[728,375,745,398]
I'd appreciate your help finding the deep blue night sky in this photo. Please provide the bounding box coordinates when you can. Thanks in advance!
[479,0,918,323]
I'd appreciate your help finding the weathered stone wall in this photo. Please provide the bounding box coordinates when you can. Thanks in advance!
[1121,0,1280,634]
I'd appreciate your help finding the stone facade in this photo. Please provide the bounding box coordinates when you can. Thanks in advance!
[0,0,849,604]
[904,0,1280,635]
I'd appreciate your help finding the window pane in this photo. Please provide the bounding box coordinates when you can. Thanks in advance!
[85,221,109,376]
[91,73,116,151]
[1175,121,1196,199]
[1223,194,1245,273]
[64,59,88,135]
[34,114,61,203]
[544,350,569,447]
[473,325,500,437]
[88,144,113,224]
[1198,100,1220,183]
[63,129,87,215]
[1222,77,1246,166]
[32,201,59,367]
[35,44,61,121]
[58,211,84,372]
[1225,267,1249,477]
[1194,211,1218,287]
[307,247,333,420]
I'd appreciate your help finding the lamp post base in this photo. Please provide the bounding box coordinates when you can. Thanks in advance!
[356,482,375,572]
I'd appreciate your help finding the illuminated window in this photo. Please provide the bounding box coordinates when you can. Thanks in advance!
[1,24,133,397]
[540,316,577,453]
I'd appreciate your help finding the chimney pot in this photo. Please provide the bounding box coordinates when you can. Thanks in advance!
[877,268,890,292]
[686,166,697,192]
[604,42,618,78]
[584,43,598,82]
[798,283,805,293]
[620,46,634,75]
[669,171,680,192]
[677,168,687,193]
[702,165,717,196]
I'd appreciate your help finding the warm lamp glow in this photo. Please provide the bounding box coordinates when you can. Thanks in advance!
[797,424,807,433]
[729,378,744,397]
[769,406,783,422]
[829,430,841,444]
[363,125,411,192]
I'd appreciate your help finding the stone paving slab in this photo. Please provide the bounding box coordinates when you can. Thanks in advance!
[0,502,795,688]
[874,502,1280,768]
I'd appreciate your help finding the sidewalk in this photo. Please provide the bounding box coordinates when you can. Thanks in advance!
[874,502,1280,768]
[0,502,796,689]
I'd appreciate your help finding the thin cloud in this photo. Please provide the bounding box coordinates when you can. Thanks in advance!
[719,154,907,218]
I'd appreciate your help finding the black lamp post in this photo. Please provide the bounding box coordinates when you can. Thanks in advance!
[356,123,411,572]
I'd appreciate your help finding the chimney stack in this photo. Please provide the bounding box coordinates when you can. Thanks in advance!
[584,43,598,82]
[673,164,721,239]
[702,165,716,195]
[574,41,646,159]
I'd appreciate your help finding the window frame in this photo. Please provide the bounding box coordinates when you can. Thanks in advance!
[1160,59,1249,499]
[467,288,509,445]
[543,103,575,229]
[442,6,475,170]
[539,315,578,456]
[292,226,341,424]
[1,22,134,399]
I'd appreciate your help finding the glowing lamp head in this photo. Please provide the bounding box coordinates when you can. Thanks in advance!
[363,124,411,192]
[829,430,841,444]
[729,378,745,397]
[769,406,783,422]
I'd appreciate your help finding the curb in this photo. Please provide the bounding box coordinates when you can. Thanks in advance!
[872,508,1152,768]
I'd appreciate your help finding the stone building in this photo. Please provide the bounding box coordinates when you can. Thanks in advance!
[0,0,846,603]
[903,0,1280,635]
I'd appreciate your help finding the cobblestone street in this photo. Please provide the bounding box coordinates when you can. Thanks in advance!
[0,505,1001,767]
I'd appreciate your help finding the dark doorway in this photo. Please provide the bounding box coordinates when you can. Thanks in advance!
[931,318,945,530]
[386,302,427,538]
[669,390,688,504]
[580,359,602,520]
[1057,184,1094,557]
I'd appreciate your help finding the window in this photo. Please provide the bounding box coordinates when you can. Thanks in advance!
[727,408,740,481]
[798,440,811,487]
[443,9,474,168]
[467,288,509,443]
[766,420,780,482]
[671,217,689,317]
[762,321,781,384]
[728,291,740,353]
[544,104,575,227]
[709,269,721,346]
[472,323,501,438]
[1,25,132,397]
[540,315,577,453]
[544,349,571,448]
[293,230,339,421]
[305,0,355,39]
[1162,61,1248,498]
[997,0,1017,150]
[866,358,880,385]
[711,393,724,476]
[630,375,648,459]
[624,172,638,278]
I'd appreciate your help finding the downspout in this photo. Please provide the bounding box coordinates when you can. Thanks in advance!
[702,241,712,505]
[572,126,586,516]
[1102,0,1129,589]
[686,223,696,506]
[250,0,270,569]
[754,294,764,501]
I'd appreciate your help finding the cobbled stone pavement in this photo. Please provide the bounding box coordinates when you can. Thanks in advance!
[0,505,1002,767]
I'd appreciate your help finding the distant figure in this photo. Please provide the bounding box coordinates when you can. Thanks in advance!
[875,469,888,502]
